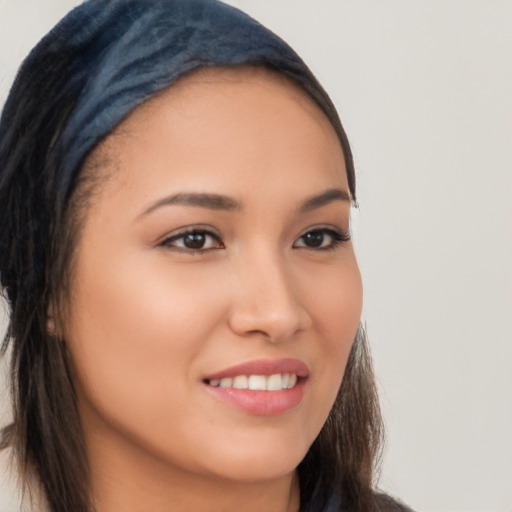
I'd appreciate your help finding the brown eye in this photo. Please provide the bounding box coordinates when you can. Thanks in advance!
[183,233,208,249]
[294,228,350,250]
[302,231,324,247]
[160,229,223,252]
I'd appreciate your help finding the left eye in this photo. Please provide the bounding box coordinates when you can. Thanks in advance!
[293,228,350,250]
[160,230,223,251]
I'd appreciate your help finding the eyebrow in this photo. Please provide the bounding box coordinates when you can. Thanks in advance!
[139,187,351,218]
[298,188,351,213]
[140,192,242,217]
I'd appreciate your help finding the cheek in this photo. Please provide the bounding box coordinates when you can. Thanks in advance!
[297,253,363,433]
[64,250,224,426]
[305,254,362,348]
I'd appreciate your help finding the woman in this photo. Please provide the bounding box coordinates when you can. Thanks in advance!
[0,1,411,511]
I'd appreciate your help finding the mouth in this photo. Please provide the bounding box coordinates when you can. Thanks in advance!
[202,358,308,416]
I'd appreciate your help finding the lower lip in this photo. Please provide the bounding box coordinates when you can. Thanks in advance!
[204,379,306,416]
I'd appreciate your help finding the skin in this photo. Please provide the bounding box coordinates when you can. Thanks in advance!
[63,67,363,512]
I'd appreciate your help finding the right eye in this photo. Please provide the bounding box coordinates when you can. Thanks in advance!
[159,229,224,252]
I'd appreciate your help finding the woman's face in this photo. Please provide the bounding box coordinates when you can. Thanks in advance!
[64,68,362,486]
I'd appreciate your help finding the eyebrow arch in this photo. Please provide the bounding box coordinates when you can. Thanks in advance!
[298,188,351,213]
[139,187,351,219]
[140,192,242,218]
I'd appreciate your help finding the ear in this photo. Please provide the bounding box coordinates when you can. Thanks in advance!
[46,302,61,338]
[47,316,57,336]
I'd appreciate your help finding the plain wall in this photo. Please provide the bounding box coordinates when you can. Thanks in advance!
[1,1,511,511]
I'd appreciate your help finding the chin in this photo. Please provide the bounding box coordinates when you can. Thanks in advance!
[209,456,302,483]
[192,432,311,483]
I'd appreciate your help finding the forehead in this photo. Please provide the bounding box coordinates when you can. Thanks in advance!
[140,65,330,121]
[119,66,339,147]
[85,65,348,201]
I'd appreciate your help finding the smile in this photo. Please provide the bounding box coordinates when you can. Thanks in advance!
[203,358,308,415]
[206,373,298,391]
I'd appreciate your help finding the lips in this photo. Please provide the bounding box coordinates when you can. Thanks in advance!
[203,358,309,416]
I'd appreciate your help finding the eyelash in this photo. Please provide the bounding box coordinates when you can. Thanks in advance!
[159,227,350,254]
[159,228,224,254]
[293,228,351,251]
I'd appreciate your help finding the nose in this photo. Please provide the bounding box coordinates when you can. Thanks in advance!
[227,249,312,342]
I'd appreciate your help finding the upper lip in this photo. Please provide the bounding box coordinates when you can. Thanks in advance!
[204,358,309,381]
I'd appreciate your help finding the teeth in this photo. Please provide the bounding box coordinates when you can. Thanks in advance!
[219,377,233,388]
[233,375,248,389]
[209,373,298,391]
[266,373,282,391]
[248,375,267,390]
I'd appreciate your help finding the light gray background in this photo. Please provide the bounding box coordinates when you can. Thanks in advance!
[0,1,511,511]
